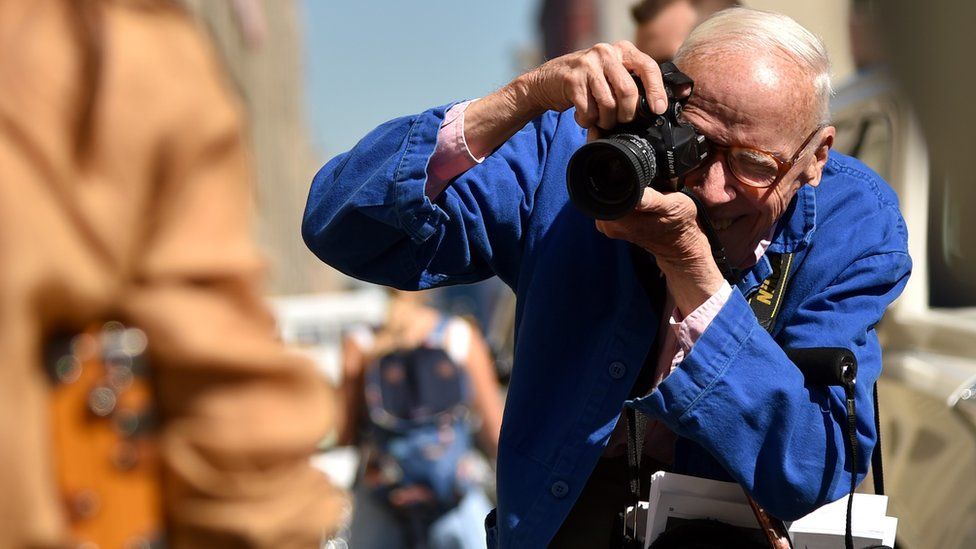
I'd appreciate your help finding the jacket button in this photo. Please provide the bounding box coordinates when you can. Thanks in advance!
[551,481,569,498]
[608,361,627,380]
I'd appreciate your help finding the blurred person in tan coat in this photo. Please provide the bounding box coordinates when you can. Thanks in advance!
[0,0,347,547]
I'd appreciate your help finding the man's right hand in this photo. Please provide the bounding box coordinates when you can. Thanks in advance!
[520,40,668,130]
[462,41,666,159]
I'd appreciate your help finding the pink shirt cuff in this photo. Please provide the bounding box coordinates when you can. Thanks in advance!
[425,100,485,199]
[668,280,733,368]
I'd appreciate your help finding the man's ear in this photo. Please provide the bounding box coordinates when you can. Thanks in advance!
[804,126,835,188]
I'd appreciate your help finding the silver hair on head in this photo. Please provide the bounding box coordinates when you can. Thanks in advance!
[674,7,833,125]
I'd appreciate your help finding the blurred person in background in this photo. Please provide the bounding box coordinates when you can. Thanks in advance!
[303,6,911,547]
[631,0,740,61]
[0,0,346,547]
[339,289,503,549]
[848,0,885,73]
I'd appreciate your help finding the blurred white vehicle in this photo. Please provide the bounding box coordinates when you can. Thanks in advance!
[271,287,389,384]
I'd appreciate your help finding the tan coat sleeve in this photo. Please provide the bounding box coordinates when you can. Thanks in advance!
[117,12,348,548]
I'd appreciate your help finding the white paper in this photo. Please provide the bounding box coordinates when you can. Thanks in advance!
[644,472,754,547]
[642,472,897,548]
[788,494,897,547]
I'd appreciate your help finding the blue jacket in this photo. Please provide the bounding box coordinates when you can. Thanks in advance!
[303,104,911,548]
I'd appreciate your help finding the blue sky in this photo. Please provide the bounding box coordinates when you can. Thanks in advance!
[300,0,538,159]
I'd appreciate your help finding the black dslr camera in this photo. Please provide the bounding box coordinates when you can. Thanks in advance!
[566,63,709,220]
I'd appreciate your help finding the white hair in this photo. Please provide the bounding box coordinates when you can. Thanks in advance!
[673,7,833,125]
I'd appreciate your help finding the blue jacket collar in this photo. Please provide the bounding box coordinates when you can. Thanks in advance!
[769,182,818,254]
[735,183,817,296]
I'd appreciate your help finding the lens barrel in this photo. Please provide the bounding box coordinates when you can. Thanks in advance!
[566,134,657,220]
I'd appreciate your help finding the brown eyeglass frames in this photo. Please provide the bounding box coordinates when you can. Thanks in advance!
[703,126,824,188]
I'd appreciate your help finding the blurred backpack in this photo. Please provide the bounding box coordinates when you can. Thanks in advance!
[360,316,474,512]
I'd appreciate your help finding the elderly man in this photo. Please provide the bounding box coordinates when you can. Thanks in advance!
[303,8,910,548]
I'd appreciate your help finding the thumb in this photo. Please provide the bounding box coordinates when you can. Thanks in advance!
[637,187,664,212]
[637,186,698,219]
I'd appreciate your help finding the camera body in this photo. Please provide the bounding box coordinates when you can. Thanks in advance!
[566,63,709,220]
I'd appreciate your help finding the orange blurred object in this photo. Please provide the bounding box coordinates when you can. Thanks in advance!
[47,324,162,548]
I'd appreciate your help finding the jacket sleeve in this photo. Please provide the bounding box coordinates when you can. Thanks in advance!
[639,246,911,520]
[302,105,562,290]
[118,17,347,548]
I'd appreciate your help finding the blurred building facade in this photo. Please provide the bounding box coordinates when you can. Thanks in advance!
[181,0,345,295]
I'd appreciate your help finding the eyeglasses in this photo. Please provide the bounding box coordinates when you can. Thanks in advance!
[704,126,824,188]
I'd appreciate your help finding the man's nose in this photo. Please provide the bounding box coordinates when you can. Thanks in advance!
[686,151,737,206]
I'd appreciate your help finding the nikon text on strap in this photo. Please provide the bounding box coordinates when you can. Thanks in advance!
[748,252,794,332]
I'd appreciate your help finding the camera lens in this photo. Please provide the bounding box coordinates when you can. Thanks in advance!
[583,150,633,205]
[566,134,657,219]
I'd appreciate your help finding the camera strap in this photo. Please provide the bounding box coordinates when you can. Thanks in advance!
[678,187,740,284]
[748,253,794,332]
[624,406,647,545]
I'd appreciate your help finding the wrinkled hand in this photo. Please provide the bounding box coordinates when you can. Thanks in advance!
[596,186,726,314]
[521,41,668,131]
[595,187,705,264]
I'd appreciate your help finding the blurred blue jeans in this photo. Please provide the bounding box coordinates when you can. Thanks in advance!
[349,486,492,549]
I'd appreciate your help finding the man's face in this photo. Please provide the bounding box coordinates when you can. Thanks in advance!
[634,1,698,61]
[676,52,834,267]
